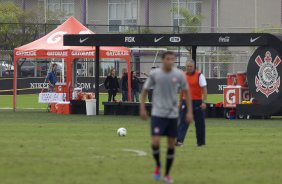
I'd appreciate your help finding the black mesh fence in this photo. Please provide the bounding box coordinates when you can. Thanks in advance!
[1,0,282,79]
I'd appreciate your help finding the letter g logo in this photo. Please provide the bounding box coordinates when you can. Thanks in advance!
[47,31,67,44]
[226,89,236,104]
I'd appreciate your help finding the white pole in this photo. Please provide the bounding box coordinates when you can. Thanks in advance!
[153,51,159,67]
[62,59,65,83]
[209,55,211,78]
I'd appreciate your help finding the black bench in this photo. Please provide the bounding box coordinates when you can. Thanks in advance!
[70,100,86,114]
[103,102,224,117]
[102,102,152,115]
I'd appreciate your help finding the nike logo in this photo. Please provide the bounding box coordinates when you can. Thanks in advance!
[154,36,164,43]
[80,37,89,43]
[250,36,261,43]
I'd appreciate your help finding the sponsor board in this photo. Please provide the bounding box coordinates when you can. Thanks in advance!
[79,37,89,43]
[247,47,282,105]
[16,51,37,56]
[106,51,129,56]
[254,51,281,98]
[47,51,68,57]
[250,36,261,43]
[125,37,135,43]
[154,36,164,43]
[30,83,49,89]
[71,51,95,56]
[169,36,181,43]
[38,93,66,103]
[218,36,230,43]
[1,77,226,95]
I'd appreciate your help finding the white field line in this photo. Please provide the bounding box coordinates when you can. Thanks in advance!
[0,107,46,110]
[122,149,147,156]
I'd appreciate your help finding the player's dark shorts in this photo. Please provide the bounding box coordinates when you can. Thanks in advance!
[151,116,178,137]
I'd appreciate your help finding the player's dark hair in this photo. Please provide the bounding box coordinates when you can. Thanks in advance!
[161,51,176,59]
[108,68,115,76]
[52,63,57,68]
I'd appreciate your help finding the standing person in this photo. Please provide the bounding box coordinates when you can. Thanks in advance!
[148,66,156,102]
[121,69,128,101]
[104,69,119,102]
[131,71,141,102]
[177,59,208,147]
[140,51,193,183]
[46,63,58,92]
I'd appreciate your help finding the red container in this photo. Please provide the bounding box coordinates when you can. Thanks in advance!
[50,103,57,113]
[237,72,247,87]
[55,83,68,93]
[227,73,236,86]
[56,102,71,115]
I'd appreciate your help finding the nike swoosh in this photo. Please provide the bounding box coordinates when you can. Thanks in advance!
[250,36,261,43]
[154,36,164,42]
[80,37,89,43]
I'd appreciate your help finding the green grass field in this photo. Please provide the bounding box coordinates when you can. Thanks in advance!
[0,94,223,110]
[0,111,282,184]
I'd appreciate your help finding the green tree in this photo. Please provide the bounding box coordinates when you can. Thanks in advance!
[0,2,64,75]
[123,27,153,34]
[172,7,203,33]
[0,2,42,64]
[253,26,282,34]
[0,2,56,49]
[172,7,203,54]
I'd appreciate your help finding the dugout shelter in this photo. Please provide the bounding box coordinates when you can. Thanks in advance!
[64,33,282,116]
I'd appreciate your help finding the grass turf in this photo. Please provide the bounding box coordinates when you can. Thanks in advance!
[0,111,282,184]
[0,94,223,109]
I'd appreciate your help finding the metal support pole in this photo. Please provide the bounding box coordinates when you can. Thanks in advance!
[281,0,282,27]
[22,0,26,11]
[95,46,100,115]
[192,46,197,64]
[254,0,257,28]
[135,55,140,75]
[82,0,87,25]
[211,0,216,33]
[145,0,150,26]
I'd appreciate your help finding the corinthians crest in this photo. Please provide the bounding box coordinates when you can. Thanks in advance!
[255,51,281,98]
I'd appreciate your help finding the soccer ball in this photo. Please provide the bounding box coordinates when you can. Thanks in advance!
[117,127,127,136]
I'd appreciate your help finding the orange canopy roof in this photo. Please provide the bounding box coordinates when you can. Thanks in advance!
[14,16,130,59]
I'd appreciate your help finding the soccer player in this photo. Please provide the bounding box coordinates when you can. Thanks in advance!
[121,69,128,101]
[140,51,193,183]
[131,71,141,102]
[147,66,156,102]
[177,59,207,147]
[104,69,119,102]
[46,63,58,92]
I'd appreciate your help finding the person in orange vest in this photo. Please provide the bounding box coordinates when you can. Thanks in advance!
[176,59,207,147]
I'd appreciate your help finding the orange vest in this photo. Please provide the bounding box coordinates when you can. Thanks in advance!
[182,70,203,100]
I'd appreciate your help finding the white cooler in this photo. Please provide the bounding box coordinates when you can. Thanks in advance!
[85,99,96,115]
